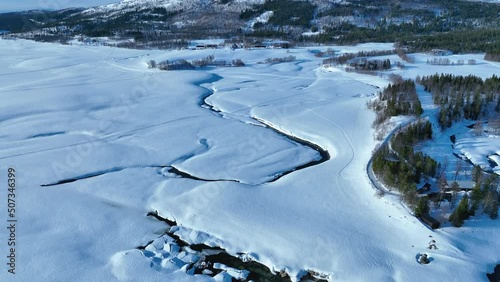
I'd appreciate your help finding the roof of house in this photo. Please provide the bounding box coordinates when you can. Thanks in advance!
[451,180,476,190]
[420,213,440,229]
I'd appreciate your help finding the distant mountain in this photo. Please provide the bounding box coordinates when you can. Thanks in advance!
[81,0,266,19]
[0,0,267,35]
[0,0,498,53]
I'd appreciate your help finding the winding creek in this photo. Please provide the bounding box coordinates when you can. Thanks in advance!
[139,73,331,281]
[40,72,332,281]
[198,74,330,183]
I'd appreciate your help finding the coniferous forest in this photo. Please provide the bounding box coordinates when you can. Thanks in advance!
[417,74,500,129]
[369,80,423,127]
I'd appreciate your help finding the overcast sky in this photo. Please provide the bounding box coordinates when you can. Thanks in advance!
[0,0,120,13]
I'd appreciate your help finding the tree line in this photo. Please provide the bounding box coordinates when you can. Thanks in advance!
[398,28,500,54]
[426,58,476,66]
[309,24,499,55]
[264,55,296,64]
[322,49,396,66]
[148,55,245,70]
[348,58,391,71]
[485,52,500,62]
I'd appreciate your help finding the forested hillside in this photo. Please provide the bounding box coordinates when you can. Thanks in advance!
[0,0,498,53]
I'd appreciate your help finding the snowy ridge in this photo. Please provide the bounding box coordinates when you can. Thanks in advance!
[82,0,263,17]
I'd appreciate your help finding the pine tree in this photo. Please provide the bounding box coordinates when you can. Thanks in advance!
[414,100,423,116]
[449,195,470,227]
[469,183,484,216]
[415,198,430,217]
[472,165,483,183]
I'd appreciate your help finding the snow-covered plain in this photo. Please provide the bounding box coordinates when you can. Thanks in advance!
[0,39,499,281]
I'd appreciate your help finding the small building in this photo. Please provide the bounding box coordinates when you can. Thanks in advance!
[440,180,476,192]
[195,43,218,50]
[272,41,290,49]
[430,49,452,56]
[428,192,452,202]
[420,213,440,229]
[452,180,475,191]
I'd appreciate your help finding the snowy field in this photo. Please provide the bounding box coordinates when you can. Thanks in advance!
[0,39,499,281]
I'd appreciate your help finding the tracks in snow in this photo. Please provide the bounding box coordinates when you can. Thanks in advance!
[298,102,356,179]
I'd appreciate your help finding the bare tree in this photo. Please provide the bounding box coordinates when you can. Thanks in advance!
[388,73,404,84]
[489,117,500,135]
[147,60,157,68]
[374,189,385,199]
[454,158,464,181]
[438,156,448,179]
[473,121,483,136]
[437,173,448,203]
[232,59,245,67]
